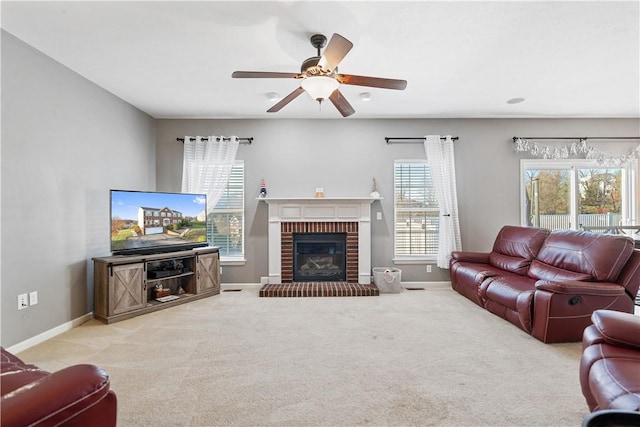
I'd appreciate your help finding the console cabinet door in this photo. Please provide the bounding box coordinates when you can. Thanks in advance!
[196,252,220,295]
[109,263,146,315]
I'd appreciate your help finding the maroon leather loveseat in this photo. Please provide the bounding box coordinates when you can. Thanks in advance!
[0,347,117,426]
[450,225,640,343]
[580,310,640,412]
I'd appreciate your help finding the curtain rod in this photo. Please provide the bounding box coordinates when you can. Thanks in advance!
[512,136,640,142]
[385,136,459,144]
[176,137,253,144]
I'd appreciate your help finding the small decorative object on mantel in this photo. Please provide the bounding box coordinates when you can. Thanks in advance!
[370,177,380,198]
[315,188,324,198]
[259,178,267,198]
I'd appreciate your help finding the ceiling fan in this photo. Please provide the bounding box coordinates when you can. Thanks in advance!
[232,33,407,117]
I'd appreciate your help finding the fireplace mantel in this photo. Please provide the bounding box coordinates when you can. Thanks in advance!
[260,197,380,284]
[259,197,382,202]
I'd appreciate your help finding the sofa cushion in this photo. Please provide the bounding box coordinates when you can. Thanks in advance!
[480,274,537,310]
[488,226,550,275]
[450,262,508,306]
[528,230,634,282]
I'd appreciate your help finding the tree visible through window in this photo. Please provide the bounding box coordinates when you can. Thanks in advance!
[522,159,634,231]
[394,161,440,258]
[208,162,244,258]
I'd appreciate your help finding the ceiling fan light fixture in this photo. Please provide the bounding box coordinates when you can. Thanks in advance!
[266,92,280,102]
[301,76,339,102]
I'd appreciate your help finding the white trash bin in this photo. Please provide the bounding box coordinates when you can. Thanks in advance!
[372,268,403,293]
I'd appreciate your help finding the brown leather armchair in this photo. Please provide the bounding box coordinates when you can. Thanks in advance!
[580,310,640,412]
[0,347,117,427]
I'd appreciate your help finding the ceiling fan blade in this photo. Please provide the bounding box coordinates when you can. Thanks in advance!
[267,86,306,113]
[232,71,301,79]
[337,74,407,90]
[328,90,355,117]
[317,33,353,72]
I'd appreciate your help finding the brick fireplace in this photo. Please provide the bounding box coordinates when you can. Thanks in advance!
[260,197,378,284]
[281,221,358,283]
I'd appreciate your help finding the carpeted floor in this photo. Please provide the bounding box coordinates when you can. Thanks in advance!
[17,284,589,426]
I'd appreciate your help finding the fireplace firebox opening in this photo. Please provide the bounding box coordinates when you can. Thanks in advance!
[293,233,347,282]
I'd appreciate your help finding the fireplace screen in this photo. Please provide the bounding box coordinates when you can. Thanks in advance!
[293,233,346,282]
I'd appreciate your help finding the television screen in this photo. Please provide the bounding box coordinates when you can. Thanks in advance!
[110,190,208,255]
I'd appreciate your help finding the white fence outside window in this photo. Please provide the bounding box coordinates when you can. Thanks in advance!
[536,213,623,231]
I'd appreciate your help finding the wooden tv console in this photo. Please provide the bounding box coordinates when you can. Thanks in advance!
[93,247,220,324]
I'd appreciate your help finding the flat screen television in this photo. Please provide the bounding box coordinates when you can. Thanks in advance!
[110,189,209,255]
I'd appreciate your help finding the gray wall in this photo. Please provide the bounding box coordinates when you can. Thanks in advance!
[1,31,156,348]
[156,118,640,284]
[3,28,638,348]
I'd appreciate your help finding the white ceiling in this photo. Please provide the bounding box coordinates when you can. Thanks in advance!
[2,1,639,119]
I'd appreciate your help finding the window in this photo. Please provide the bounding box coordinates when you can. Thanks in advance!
[394,161,440,261]
[521,159,637,231]
[208,161,244,260]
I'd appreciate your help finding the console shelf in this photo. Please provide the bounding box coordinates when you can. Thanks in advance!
[146,271,194,283]
[93,247,220,324]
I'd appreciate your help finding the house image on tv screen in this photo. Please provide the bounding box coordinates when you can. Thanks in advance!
[138,206,183,235]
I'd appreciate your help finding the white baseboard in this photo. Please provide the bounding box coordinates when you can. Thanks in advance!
[401,281,451,289]
[221,283,261,289]
[6,312,93,355]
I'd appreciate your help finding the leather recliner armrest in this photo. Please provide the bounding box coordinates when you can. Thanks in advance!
[591,309,640,350]
[451,251,490,264]
[535,280,626,297]
[1,364,114,427]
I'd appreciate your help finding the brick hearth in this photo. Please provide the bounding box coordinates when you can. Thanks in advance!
[259,282,379,297]
[280,221,358,283]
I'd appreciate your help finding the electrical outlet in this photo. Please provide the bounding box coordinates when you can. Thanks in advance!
[29,291,38,306]
[376,212,382,220]
[426,265,432,273]
[18,294,29,310]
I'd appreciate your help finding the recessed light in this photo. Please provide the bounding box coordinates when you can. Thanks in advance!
[266,92,280,102]
[359,92,372,102]
[507,97,525,104]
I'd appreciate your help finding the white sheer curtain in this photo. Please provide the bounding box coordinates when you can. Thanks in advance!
[424,135,462,268]
[181,136,239,214]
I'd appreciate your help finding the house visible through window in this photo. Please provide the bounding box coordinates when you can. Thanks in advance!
[208,161,244,260]
[394,160,440,260]
[521,159,637,231]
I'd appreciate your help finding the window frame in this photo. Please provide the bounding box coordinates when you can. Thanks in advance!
[393,159,440,264]
[520,158,638,230]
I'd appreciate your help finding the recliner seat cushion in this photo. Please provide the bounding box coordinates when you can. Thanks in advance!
[481,275,537,310]
[528,230,634,282]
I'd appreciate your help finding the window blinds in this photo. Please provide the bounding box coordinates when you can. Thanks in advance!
[208,162,244,257]
[394,161,440,256]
